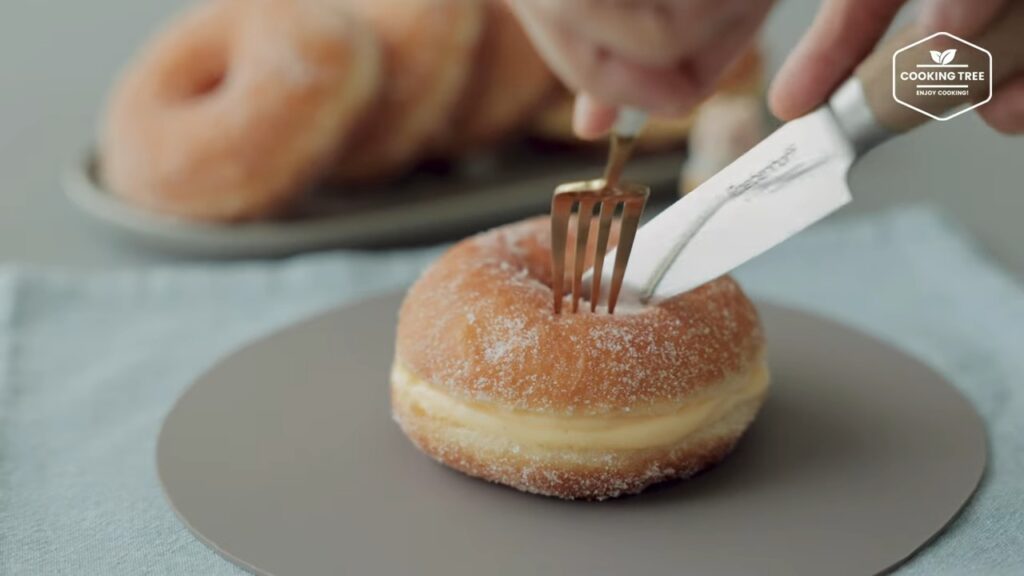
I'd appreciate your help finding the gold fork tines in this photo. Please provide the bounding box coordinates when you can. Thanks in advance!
[551,119,650,315]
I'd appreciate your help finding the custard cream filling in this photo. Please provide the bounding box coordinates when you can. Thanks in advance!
[391,357,769,451]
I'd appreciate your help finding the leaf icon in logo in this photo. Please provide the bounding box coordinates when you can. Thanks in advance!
[930,50,944,63]
[941,48,957,64]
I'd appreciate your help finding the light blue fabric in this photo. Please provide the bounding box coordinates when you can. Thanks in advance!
[1,207,1022,575]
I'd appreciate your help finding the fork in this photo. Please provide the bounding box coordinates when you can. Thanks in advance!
[550,108,650,315]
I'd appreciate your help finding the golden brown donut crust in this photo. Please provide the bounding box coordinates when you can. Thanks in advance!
[393,216,768,499]
[439,0,555,152]
[395,216,764,416]
[101,0,380,221]
[331,0,484,183]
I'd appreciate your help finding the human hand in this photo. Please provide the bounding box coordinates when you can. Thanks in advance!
[508,0,774,139]
[770,0,1024,134]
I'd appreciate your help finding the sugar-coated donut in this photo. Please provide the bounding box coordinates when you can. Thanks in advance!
[331,0,484,183]
[101,0,380,221]
[392,217,769,500]
[439,0,555,152]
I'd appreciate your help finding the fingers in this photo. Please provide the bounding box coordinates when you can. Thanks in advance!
[769,0,905,120]
[978,76,1024,134]
[508,0,578,87]
[689,2,774,92]
[528,0,732,67]
[572,93,618,139]
[933,0,1021,134]
[584,55,703,116]
[919,0,1006,36]
[511,0,771,138]
[770,0,1009,122]
[513,0,703,116]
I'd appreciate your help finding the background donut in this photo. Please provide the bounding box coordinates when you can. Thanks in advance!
[330,0,485,184]
[437,0,556,153]
[101,0,380,221]
[99,0,766,222]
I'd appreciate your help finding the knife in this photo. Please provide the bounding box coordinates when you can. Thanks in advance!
[590,4,1024,305]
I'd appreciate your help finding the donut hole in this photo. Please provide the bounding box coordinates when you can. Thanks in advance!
[161,42,231,103]
[486,217,655,315]
[185,67,226,99]
[174,62,228,102]
[546,209,652,314]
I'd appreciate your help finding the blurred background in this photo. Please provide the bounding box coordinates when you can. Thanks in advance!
[1,0,1021,277]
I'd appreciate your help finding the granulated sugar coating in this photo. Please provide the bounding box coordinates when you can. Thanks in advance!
[395,216,764,416]
[392,216,769,498]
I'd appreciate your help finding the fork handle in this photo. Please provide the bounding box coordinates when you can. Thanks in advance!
[603,107,647,187]
[613,107,648,138]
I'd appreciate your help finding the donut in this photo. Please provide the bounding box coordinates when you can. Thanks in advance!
[101,0,380,221]
[392,217,769,500]
[331,0,484,183]
[438,0,555,153]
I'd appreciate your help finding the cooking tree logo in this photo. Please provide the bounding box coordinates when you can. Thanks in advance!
[893,32,991,121]
[930,48,958,66]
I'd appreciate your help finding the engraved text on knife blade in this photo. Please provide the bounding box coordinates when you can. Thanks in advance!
[639,144,831,301]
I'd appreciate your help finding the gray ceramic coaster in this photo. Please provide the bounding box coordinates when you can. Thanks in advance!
[157,294,986,576]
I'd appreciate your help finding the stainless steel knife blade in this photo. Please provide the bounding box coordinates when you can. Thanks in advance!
[589,102,858,306]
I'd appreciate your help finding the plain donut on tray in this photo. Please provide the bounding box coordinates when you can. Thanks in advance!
[392,216,770,500]
[330,0,485,183]
[101,0,380,221]
[438,0,555,152]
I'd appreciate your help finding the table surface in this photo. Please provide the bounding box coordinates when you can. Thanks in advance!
[3,0,1022,277]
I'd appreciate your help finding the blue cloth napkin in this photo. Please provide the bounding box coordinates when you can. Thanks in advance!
[1,207,1022,575]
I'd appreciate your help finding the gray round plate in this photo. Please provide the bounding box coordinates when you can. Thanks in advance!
[66,149,680,257]
[157,294,986,576]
